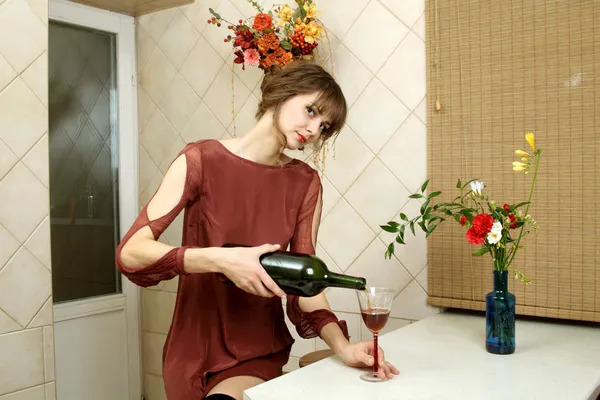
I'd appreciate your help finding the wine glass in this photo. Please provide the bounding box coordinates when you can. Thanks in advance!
[355,286,395,382]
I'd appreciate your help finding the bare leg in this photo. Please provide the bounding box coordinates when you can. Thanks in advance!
[205,376,265,400]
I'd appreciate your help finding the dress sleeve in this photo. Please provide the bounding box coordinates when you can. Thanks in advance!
[285,170,350,341]
[115,143,202,288]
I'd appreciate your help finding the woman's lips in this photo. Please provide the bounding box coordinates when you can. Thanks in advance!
[296,132,307,143]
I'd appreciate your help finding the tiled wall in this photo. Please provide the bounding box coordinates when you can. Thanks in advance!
[135,0,438,397]
[0,0,55,399]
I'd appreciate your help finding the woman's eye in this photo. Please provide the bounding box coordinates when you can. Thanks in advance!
[306,106,314,115]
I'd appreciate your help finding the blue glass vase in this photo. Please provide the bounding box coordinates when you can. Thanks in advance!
[485,270,515,354]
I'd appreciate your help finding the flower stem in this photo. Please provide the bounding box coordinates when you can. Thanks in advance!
[505,152,541,269]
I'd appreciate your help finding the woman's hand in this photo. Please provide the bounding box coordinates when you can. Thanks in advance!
[337,340,399,380]
[217,244,286,298]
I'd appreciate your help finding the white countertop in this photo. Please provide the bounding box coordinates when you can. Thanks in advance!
[244,311,600,400]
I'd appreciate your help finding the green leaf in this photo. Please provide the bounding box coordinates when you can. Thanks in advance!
[421,179,430,193]
[280,41,292,50]
[512,201,530,210]
[209,8,222,19]
[387,221,400,228]
[409,193,424,199]
[292,5,307,21]
[395,235,405,245]
[472,247,489,256]
[380,225,398,233]
[400,213,408,221]
[387,242,395,256]
[420,199,431,215]
[428,191,442,199]
[418,220,427,232]
[399,224,406,240]
[410,221,416,235]
[426,223,439,238]
[456,179,462,188]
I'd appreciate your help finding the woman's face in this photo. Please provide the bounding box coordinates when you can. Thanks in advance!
[276,92,331,150]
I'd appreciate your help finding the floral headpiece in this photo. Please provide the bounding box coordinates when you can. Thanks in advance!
[208,0,325,72]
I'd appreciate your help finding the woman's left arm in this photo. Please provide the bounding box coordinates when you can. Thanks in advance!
[287,170,398,380]
[298,293,399,380]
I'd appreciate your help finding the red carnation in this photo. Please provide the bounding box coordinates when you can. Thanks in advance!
[460,215,468,226]
[253,13,273,30]
[503,204,518,229]
[465,213,494,244]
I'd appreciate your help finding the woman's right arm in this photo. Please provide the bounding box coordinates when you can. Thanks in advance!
[116,148,285,297]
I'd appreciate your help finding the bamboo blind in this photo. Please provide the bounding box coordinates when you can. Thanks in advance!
[425,0,600,322]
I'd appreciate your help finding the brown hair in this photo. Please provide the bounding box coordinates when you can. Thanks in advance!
[256,61,347,143]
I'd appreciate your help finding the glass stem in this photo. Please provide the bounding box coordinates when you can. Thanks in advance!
[373,333,379,376]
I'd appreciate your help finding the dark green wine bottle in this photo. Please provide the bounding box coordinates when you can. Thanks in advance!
[222,244,367,297]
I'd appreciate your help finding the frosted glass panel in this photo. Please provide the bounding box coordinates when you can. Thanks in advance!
[48,21,121,303]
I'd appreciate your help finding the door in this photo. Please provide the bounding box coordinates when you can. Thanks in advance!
[48,1,140,399]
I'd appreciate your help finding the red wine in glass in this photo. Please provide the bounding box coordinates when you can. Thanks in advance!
[356,287,395,383]
[361,307,390,333]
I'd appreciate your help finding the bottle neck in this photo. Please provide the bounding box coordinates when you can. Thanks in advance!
[326,271,366,291]
[493,270,508,294]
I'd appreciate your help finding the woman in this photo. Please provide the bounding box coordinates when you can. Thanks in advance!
[116,61,398,400]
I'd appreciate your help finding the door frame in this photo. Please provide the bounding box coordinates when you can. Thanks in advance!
[48,1,141,398]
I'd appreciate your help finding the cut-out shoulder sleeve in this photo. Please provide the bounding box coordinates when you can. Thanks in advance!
[286,170,350,340]
[115,143,202,287]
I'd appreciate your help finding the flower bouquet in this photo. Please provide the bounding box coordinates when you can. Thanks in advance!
[208,0,325,71]
[380,133,543,354]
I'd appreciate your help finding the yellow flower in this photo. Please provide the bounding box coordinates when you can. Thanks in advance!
[515,150,529,156]
[512,161,526,172]
[525,132,535,151]
[278,5,292,25]
[303,3,319,20]
[304,21,322,42]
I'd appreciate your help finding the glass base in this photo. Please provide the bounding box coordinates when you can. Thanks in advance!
[359,371,385,383]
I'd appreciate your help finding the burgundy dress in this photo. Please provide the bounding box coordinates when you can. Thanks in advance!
[116,140,349,399]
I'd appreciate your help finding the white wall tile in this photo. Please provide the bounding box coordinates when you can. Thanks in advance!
[0,53,17,93]
[378,32,426,111]
[319,199,374,271]
[345,158,411,232]
[157,11,199,70]
[347,78,410,153]
[23,216,51,270]
[139,48,177,104]
[203,63,251,127]
[323,125,374,195]
[181,100,226,143]
[0,247,51,327]
[327,44,372,107]
[0,163,48,243]
[137,8,176,43]
[0,384,45,400]
[380,0,424,29]
[0,140,18,181]
[317,0,370,40]
[158,74,200,133]
[379,114,427,193]
[0,328,44,395]
[391,280,439,320]
[0,0,46,74]
[0,225,19,270]
[180,36,224,98]
[0,310,21,335]
[343,0,408,74]
[0,77,47,158]
[346,238,412,295]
